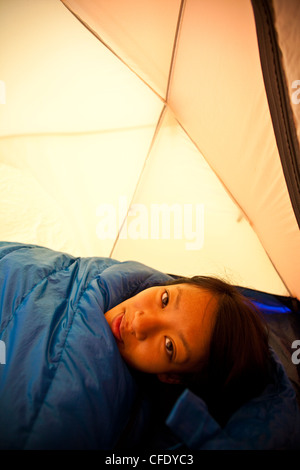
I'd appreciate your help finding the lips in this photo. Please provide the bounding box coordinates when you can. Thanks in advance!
[111,313,124,342]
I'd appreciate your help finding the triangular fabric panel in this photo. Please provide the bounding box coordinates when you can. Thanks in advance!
[112,108,287,295]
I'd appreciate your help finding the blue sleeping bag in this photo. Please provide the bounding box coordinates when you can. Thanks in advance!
[0,241,172,449]
[166,348,300,450]
[0,242,300,450]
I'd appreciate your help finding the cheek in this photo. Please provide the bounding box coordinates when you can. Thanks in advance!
[119,338,162,373]
[105,304,124,324]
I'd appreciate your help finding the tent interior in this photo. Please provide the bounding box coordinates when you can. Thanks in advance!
[0,0,300,450]
[1,0,300,298]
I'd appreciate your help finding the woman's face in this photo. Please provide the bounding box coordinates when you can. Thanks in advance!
[104,284,217,383]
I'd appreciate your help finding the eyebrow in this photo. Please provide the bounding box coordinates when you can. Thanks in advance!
[176,330,191,364]
[174,286,191,364]
[174,285,182,310]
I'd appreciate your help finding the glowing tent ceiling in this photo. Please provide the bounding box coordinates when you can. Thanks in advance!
[0,0,299,299]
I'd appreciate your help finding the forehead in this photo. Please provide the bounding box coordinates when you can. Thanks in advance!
[174,283,217,325]
[170,284,218,366]
[170,282,217,311]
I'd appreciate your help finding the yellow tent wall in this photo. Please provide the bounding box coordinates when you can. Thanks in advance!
[0,0,299,299]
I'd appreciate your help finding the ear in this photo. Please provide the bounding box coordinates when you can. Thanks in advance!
[157,372,182,384]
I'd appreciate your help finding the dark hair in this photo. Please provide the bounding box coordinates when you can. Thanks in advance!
[165,275,272,426]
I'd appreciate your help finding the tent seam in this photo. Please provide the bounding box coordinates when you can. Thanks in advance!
[109,105,167,258]
[174,118,292,296]
[60,0,165,104]
[165,0,186,102]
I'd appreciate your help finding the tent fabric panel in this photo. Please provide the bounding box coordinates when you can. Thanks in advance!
[0,0,163,137]
[0,161,78,255]
[0,0,165,257]
[0,126,160,257]
[112,109,289,296]
[167,0,300,298]
[61,0,183,99]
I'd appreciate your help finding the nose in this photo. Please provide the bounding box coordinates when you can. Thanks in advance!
[131,310,161,341]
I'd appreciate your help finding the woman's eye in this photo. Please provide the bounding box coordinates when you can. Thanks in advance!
[165,337,174,358]
[161,290,169,308]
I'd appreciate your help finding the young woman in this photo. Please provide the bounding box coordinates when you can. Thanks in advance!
[105,275,272,427]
